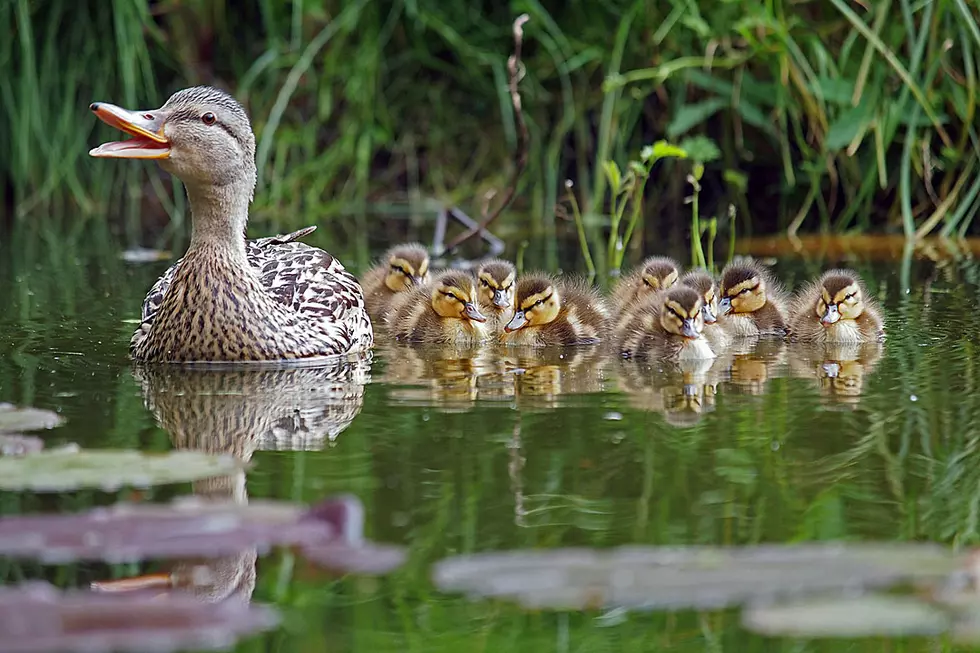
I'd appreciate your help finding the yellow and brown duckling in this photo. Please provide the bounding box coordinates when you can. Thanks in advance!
[610,256,681,313]
[501,274,609,347]
[679,269,731,351]
[717,260,789,337]
[475,259,517,334]
[361,243,431,321]
[788,269,885,343]
[386,270,489,345]
[615,286,716,361]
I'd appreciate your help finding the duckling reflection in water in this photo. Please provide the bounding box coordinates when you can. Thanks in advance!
[609,256,681,314]
[616,357,718,425]
[615,286,715,361]
[718,259,789,338]
[92,361,368,601]
[475,259,517,335]
[502,274,609,347]
[789,269,885,343]
[361,243,431,322]
[375,341,495,410]
[387,270,489,345]
[722,339,788,396]
[502,347,611,408]
[788,342,883,409]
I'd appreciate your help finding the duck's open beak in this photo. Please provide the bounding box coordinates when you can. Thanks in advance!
[492,289,510,309]
[89,102,170,159]
[462,302,487,322]
[504,310,527,333]
[681,318,700,340]
[702,303,717,324]
[821,304,840,325]
[718,297,732,315]
[91,573,173,593]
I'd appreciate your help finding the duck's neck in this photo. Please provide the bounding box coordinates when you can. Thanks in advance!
[185,177,252,263]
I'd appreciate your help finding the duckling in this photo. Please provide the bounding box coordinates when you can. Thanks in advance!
[679,269,731,351]
[501,274,609,347]
[718,260,789,337]
[615,286,716,361]
[475,259,517,334]
[610,256,681,313]
[788,269,885,343]
[386,270,489,345]
[361,243,431,321]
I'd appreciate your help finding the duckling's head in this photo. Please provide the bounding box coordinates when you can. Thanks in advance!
[639,257,680,293]
[476,259,516,310]
[816,270,865,325]
[429,271,486,323]
[504,276,561,333]
[680,270,720,325]
[384,244,430,293]
[719,264,768,315]
[90,86,256,191]
[658,287,705,340]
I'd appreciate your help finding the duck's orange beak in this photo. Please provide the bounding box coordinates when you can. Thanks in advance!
[89,102,170,159]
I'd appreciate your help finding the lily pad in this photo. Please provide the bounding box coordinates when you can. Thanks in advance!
[742,594,950,638]
[0,495,406,574]
[0,581,276,653]
[0,449,246,492]
[0,403,64,434]
[432,544,958,612]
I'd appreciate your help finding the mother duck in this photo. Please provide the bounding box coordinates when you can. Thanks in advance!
[89,86,373,362]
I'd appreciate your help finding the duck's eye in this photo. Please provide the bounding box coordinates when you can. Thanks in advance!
[844,293,856,301]
[201,112,217,125]
[480,278,491,287]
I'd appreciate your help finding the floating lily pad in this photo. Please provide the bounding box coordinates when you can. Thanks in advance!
[0,581,276,653]
[0,449,245,492]
[742,594,950,638]
[0,495,407,574]
[433,544,958,612]
[0,403,64,434]
[0,434,45,456]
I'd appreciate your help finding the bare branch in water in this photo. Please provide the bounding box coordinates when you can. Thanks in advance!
[444,14,530,252]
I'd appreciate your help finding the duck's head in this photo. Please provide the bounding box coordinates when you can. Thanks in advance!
[719,264,767,316]
[476,259,516,310]
[90,86,256,191]
[384,244,430,292]
[815,270,866,325]
[638,257,680,293]
[504,276,560,333]
[658,287,705,340]
[430,272,486,323]
[680,270,720,325]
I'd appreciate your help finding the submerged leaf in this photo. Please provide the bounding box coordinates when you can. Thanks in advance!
[742,594,949,637]
[433,544,957,612]
[0,581,276,653]
[0,404,64,434]
[0,449,245,492]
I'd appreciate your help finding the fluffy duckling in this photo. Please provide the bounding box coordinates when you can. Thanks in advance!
[386,271,488,345]
[501,274,609,347]
[615,286,716,361]
[679,269,731,351]
[610,256,681,313]
[788,269,885,343]
[475,258,517,334]
[361,243,431,321]
[717,260,789,337]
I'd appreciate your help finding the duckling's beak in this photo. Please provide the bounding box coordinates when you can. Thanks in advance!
[821,303,841,325]
[462,302,487,322]
[504,310,528,332]
[89,102,170,159]
[719,297,733,315]
[492,289,510,309]
[680,318,700,340]
[702,303,717,324]
[409,275,423,287]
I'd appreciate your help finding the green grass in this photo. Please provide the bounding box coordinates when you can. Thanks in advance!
[2,0,980,268]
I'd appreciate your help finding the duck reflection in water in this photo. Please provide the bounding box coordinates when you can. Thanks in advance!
[788,342,883,409]
[376,342,496,410]
[617,357,720,426]
[720,338,788,396]
[499,347,611,410]
[92,359,370,602]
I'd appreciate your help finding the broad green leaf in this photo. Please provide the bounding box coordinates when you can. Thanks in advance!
[826,105,871,151]
[678,136,722,163]
[0,449,246,492]
[667,99,729,138]
[641,141,688,164]
[812,76,857,105]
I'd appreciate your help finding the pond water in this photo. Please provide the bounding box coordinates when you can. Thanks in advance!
[2,230,980,651]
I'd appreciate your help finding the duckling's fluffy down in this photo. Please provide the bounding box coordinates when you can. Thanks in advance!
[502,274,610,347]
